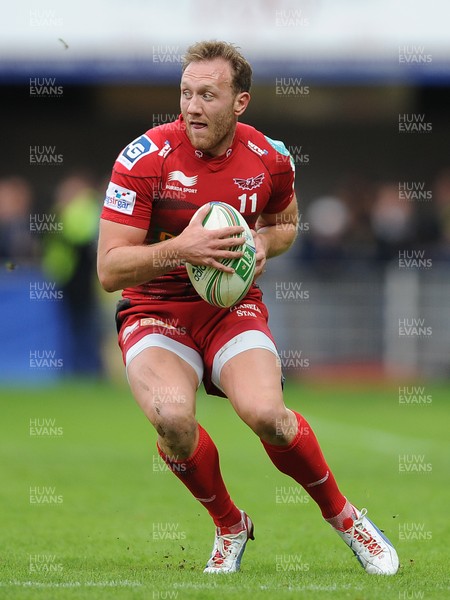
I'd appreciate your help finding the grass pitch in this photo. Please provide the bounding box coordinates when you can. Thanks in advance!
[0,378,449,599]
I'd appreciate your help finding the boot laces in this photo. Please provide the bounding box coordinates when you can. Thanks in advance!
[350,508,383,556]
[210,534,240,566]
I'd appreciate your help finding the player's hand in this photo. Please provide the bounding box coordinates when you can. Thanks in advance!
[251,229,268,279]
[177,204,246,273]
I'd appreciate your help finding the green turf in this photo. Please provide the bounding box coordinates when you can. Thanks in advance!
[1,378,449,599]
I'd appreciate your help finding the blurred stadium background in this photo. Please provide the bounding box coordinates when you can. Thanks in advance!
[1,0,450,385]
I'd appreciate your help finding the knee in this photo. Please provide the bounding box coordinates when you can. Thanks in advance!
[154,405,197,441]
[155,412,198,459]
[240,404,296,444]
[141,385,196,441]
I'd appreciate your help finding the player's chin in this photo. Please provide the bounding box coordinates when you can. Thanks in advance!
[189,128,210,143]
[192,138,211,153]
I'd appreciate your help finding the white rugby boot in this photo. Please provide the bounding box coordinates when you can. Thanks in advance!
[333,506,399,575]
[203,510,254,573]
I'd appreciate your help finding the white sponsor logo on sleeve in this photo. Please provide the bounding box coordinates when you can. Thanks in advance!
[104,183,137,215]
[117,134,159,170]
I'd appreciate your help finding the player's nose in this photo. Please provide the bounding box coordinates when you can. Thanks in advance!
[186,94,203,115]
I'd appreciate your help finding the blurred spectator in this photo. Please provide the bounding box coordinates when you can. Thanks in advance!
[298,194,352,274]
[433,168,450,255]
[298,175,378,270]
[306,195,349,254]
[335,175,376,260]
[0,176,39,265]
[42,173,103,375]
[370,183,416,261]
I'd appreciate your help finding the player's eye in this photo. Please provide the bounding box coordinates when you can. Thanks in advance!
[202,93,214,101]
[182,90,192,99]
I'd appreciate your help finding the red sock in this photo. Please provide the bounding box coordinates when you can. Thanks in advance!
[261,411,346,519]
[157,424,242,528]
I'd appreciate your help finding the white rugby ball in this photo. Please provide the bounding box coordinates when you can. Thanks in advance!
[186,202,256,308]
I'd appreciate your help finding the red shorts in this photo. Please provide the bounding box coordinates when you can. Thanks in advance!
[116,287,279,397]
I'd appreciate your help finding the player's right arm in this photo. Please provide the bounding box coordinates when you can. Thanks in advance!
[97,205,245,293]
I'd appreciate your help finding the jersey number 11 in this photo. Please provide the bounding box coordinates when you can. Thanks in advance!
[238,193,257,213]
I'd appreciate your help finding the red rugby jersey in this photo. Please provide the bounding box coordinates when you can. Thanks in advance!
[101,115,295,302]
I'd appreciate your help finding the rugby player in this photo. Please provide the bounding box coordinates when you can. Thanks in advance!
[97,41,398,575]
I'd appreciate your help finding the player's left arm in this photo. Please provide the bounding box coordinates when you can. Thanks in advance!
[252,194,298,278]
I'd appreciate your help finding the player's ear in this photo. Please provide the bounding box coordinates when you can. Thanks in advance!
[234,92,250,117]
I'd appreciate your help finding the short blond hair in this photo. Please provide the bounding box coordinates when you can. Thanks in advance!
[182,40,252,93]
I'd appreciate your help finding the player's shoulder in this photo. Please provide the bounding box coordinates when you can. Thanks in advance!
[237,122,294,174]
[113,117,184,176]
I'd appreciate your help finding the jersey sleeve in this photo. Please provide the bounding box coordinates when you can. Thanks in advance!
[262,135,296,214]
[100,132,161,230]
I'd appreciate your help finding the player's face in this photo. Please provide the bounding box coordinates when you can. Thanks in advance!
[180,58,250,157]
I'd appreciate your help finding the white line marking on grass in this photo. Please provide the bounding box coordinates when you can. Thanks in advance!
[0,580,142,588]
[173,582,364,592]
